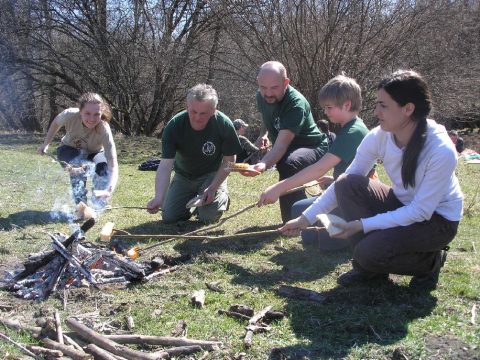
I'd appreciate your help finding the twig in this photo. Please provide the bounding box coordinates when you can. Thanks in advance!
[0,331,39,359]
[471,304,477,325]
[63,333,84,351]
[369,324,383,341]
[54,309,64,344]
[218,309,251,321]
[66,318,168,360]
[244,306,272,348]
[104,334,222,351]
[26,345,63,358]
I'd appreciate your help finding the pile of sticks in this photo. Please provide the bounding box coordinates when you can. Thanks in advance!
[1,219,181,300]
[0,314,223,359]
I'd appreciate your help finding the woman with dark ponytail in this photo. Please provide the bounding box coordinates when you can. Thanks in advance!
[280,70,463,290]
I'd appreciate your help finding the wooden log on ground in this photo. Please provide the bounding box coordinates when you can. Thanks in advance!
[277,285,326,303]
[66,318,169,360]
[229,304,254,317]
[104,334,222,351]
[26,345,63,358]
[191,289,205,308]
[85,344,119,360]
[42,338,92,360]
[54,309,64,344]
[0,318,42,338]
[63,333,84,352]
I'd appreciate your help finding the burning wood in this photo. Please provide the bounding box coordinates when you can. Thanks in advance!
[1,219,182,300]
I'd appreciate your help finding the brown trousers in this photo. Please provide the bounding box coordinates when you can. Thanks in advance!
[335,174,459,276]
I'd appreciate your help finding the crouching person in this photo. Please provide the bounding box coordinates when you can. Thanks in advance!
[147,84,242,223]
[280,70,463,291]
[37,92,118,208]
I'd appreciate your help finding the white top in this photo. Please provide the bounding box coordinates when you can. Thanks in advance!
[303,119,464,233]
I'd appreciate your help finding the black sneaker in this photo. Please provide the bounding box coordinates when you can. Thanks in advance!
[337,268,389,287]
[409,250,447,290]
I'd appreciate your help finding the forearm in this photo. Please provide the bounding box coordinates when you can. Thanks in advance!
[208,155,235,191]
[106,159,119,191]
[42,121,61,146]
[277,162,327,193]
[154,162,173,206]
[260,144,288,168]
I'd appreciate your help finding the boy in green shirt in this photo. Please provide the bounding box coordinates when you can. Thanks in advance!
[147,84,242,223]
[258,75,369,249]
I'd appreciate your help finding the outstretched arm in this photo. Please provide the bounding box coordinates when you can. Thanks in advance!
[37,115,63,155]
[146,158,174,213]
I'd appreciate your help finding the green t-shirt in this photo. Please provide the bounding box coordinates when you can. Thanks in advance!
[256,85,327,150]
[329,116,369,179]
[162,110,242,179]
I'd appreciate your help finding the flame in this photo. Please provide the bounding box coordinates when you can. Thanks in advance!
[127,246,140,260]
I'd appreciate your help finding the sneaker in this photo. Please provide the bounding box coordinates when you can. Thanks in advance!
[337,268,389,287]
[409,250,447,290]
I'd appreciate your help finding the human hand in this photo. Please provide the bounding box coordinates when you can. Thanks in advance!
[202,186,217,205]
[317,176,334,190]
[93,188,112,199]
[37,144,49,155]
[278,215,310,237]
[258,184,282,206]
[147,197,163,214]
[255,135,269,149]
[240,162,266,177]
[332,220,363,239]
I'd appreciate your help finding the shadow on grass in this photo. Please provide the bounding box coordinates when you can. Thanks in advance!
[0,210,70,229]
[268,283,438,359]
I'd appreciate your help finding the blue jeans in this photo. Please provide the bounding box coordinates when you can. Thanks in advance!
[57,145,109,207]
[291,197,350,251]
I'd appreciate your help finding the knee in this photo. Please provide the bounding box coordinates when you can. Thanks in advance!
[197,207,222,223]
[353,237,388,271]
[335,174,368,199]
[162,211,190,224]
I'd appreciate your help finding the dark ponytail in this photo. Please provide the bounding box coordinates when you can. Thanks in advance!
[378,70,431,188]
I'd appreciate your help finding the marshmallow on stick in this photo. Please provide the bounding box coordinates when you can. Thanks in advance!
[75,201,97,220]
[316,213,347,236]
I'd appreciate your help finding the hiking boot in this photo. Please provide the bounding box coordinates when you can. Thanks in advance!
[337,268,389,287]
[409,250,447,290]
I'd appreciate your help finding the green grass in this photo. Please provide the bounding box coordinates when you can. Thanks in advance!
[0,133,479,359]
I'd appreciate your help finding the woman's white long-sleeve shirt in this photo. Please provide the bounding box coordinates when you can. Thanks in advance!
[303,120,464,233]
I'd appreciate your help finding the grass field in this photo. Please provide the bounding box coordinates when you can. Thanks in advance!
[0,133,479,359]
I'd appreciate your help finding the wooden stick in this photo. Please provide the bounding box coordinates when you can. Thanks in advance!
[66,318,168,360]
[85,344,119,360]
[118,227,324,243]
[0,331,39,359]
[218,309,251,321]
[139,202,258,254]
[63,333,84,352]
[0,317,42,338]
[27,345,63,357]
[42,338,92,360]
[104,335,222,351]
[244,306,272,348]
[54,309,64,344]
[284,181,322,195]
[277,285,326,303]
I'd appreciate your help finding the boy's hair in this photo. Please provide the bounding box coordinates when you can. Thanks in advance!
[318,75,362,112]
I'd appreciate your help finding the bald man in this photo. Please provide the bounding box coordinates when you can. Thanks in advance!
[247,61,329,222]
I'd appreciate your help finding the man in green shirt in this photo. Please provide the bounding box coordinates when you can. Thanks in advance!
[245,61,329,222]
[147,84,242,223]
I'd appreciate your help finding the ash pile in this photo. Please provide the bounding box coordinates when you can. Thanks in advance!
[1,219,186,300]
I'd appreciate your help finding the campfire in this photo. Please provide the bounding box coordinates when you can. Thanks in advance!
[1,219,183,301]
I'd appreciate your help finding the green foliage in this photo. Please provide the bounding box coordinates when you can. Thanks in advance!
[0,134,479,359]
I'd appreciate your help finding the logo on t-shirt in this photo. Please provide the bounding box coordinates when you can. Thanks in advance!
[202,141,216,156]
[274,117,281,131]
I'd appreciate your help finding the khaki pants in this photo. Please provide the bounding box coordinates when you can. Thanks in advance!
[162,172,229,223]
[335,174,459,276]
